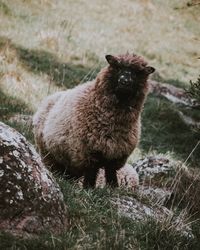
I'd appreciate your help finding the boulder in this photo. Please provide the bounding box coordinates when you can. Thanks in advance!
[0,122,68,237]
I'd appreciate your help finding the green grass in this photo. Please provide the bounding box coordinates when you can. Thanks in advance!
[1,181,198,250]
[141,95,200,167]
[0,89,30,117]
[0,89,34,141]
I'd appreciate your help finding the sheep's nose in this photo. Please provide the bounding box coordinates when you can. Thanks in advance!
[118,75,131,85]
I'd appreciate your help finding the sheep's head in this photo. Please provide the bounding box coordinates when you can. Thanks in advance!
[105,53,155,99]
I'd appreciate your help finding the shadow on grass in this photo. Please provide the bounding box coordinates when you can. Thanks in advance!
[17,48,99,88]
[0,88,31,117]
[0,88,34,142]
[141,94,200,167]
[0,36,99,89]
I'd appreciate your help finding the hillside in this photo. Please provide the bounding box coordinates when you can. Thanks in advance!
[0,0,200,249]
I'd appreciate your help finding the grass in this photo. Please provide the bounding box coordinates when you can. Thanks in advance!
[142,95,200,167]
[0,88,34,141]
[0,0,200,249]
[0,1,11,16]
[0,181,198,250]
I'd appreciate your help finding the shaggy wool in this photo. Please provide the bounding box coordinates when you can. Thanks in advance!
[33,53,155,188]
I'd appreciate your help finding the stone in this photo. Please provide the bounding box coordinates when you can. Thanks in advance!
[112,196,193,239]
[112,196,172,221]
[137,186,172,206]
[0,122,68,237]
[132,155,177,186]
[78,163,139,190]
[150,80,199,108]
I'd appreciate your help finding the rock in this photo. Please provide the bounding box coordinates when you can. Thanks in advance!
[137,186,172,206]
[0,122,68,237]
[96,163,139,189]
[112,196,193,239]
[132,156,177,187]
[78,163,139,190]
[150,80,200,130]
[150,80,199,108]
[125,156,195,238]
[112,196,171,221]
[131,156,186,208]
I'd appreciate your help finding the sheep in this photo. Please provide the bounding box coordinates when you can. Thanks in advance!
[33,53,155,188]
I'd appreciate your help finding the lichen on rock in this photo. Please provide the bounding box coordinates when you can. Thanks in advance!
[0,122,68,237]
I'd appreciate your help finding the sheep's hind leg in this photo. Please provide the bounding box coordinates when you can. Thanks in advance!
[83,168,99,189]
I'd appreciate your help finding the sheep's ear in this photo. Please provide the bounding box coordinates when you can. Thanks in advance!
[105,55,119,67]
[145,66,155,75]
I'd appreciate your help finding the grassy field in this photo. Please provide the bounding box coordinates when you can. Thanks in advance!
[0,0,200,249]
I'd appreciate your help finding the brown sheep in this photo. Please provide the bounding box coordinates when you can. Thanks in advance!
[33,53,155,188]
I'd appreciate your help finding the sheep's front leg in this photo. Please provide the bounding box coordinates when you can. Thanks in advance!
[104,157,127,187]
[83,168,99,188]
[105,167,118,187]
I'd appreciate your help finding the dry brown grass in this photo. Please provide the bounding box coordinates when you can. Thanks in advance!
[170,164,200,217]
[0,0,200,111]
[0,41,60,110]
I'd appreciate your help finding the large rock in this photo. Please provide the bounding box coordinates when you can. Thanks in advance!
[0,122,68,237]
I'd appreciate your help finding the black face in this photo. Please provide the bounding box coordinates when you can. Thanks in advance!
[105,54,155,99]
[116,67,137,93]
[108,65,148,99]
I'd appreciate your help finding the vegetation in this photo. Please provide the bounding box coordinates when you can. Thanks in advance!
[188,75,200,101]
[0,0,200,249]
[0,181,198,250]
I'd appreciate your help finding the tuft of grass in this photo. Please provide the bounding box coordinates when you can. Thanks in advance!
[169,165,200,217]
[0,89,30,117]
[188,75,200,102]
[0,89,34,142]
